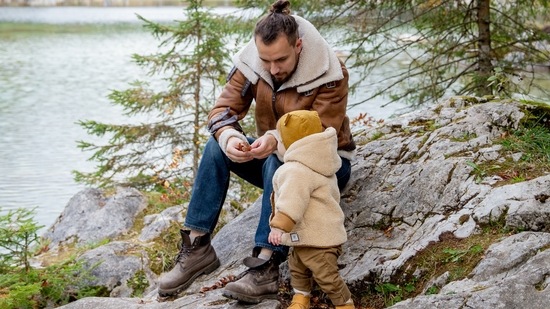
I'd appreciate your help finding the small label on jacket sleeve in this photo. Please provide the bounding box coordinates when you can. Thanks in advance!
[290,233,300,242]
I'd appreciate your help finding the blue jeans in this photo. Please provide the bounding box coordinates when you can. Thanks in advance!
[184,136,352,255]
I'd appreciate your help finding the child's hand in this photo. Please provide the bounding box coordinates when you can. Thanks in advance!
[268,228,283,246]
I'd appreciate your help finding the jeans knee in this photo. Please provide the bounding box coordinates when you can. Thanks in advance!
[337,158,351,191]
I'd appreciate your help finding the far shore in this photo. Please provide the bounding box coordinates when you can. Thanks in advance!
[0,0,233,7]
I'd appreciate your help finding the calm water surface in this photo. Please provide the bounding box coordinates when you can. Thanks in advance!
[1,7,190,231]
[0,7,407,232]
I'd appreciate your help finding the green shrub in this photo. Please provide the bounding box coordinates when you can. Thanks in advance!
[0,207,106,308]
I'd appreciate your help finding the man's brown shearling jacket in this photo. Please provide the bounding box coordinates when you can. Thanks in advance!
[208,15,356,157]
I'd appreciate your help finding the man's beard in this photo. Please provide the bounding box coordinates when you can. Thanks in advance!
[271,65,297,85]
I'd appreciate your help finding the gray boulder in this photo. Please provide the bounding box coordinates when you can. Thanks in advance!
[43,186,147,248]
[389,232,550,309]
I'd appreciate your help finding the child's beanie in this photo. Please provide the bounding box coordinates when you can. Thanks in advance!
[277,110,323,150]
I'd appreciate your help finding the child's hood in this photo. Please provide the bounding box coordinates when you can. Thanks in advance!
[283,127,341,176]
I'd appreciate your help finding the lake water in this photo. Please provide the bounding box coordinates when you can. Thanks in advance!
[0,6,409,232]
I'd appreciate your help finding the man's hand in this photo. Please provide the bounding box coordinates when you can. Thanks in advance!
[248,134,277,159]
[225,137,254,163]
[224,134,277,162]
[268,228,284,246]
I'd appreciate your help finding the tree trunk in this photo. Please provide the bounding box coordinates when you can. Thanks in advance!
[476,0,493,96]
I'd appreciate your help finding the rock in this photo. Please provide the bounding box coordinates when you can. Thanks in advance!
[389,232,550,309]
[58,290,280,309]
[43,187,147,248]
[139,206,185,242]
[472,175,550,232]
[338,98,545,282]
[78,241,157,297]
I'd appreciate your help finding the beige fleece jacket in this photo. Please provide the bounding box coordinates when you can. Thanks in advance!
[269,127,347,247]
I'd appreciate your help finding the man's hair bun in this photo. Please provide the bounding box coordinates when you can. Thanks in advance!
[269,0,291,15]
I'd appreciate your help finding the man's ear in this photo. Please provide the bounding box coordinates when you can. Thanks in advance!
[295,38,303,53]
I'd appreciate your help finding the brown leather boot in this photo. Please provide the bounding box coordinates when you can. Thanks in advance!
[222,252,283,303]
[158,229,220,296]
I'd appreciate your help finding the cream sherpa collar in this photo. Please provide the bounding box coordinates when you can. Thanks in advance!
[232,15,343,93]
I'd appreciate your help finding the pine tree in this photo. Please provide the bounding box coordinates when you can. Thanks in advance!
[75,0,245,190]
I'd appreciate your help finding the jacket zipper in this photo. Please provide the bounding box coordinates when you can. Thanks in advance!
[271,90,279,120]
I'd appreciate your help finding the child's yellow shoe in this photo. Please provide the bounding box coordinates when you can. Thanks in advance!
[287,293,310,309]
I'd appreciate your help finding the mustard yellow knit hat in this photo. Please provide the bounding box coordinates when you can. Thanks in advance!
[277,110,323,150]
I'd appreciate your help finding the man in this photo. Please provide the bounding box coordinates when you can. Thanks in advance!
[158,0,356,303]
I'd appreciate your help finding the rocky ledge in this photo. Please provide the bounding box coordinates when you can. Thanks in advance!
[39,97,550,308]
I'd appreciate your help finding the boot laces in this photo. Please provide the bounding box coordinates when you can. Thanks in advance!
[237,261,274,280]
[237,264,264,280]
[175,244,193,263]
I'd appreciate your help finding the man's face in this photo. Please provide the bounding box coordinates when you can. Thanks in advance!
[256,34,302,84]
